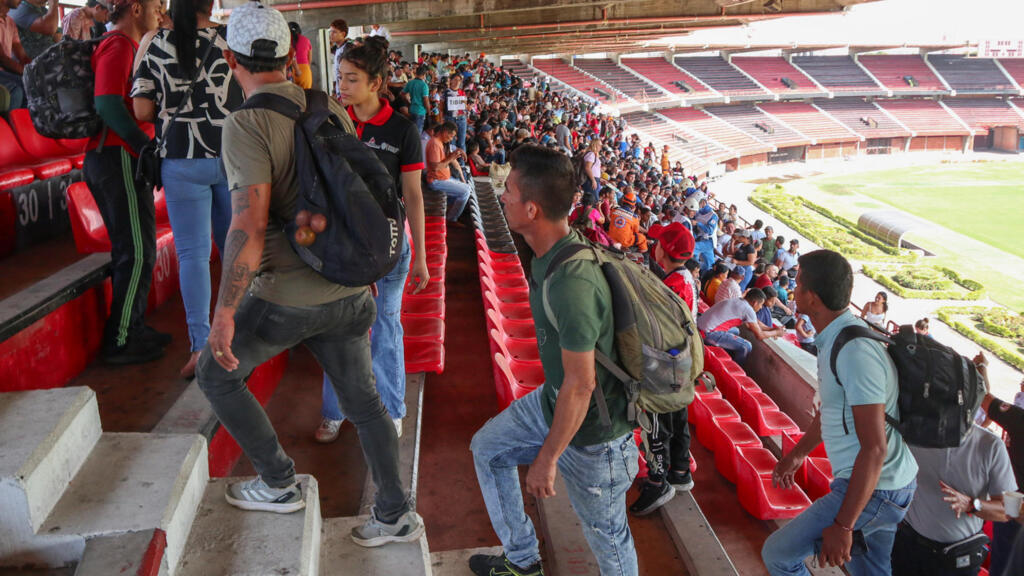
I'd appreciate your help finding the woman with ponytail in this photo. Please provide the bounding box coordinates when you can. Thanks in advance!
[314,39,432,443]
[131,0,243,377]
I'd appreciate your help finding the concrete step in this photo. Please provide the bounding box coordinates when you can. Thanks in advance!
[430,546,503,576]
[359,372,425,515]
[39,433,208,576]
[174,476,321,576]
[0,387,102,566]
[319,515,431,575]
[73,529,164,576]
[536,474,600,575]
[660,491,739,575]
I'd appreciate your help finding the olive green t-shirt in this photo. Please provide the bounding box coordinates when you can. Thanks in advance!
[529,230,632,447]
[222,82,364,306]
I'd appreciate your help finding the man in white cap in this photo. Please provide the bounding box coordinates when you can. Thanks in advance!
[196,1,424,548]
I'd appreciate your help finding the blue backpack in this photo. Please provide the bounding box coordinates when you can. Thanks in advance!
[240,89,405,287]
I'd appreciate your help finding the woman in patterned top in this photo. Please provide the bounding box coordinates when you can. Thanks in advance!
[131,0,243,378]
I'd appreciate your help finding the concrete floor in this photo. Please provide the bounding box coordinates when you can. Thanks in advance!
[0,235,83,301]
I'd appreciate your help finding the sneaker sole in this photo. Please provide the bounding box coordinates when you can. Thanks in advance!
[350,516,426,548]
[224,492,306,514]
[314,432,340,444]
[631,486,677,516]
[671,479,694,492]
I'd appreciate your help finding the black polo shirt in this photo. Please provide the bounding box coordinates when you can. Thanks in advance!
[346,99,424,198]
[988,398,1024,490]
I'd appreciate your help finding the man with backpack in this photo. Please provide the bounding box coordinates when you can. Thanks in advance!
[83,0,166,364]
[197,1,422,547]
[469,144,639,576]
[763,250,918,575]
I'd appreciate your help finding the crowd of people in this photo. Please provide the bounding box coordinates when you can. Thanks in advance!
[3,0,1023,574]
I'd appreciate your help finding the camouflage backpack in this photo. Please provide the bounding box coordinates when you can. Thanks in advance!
[23,33,131,139]
[538,239,708,430]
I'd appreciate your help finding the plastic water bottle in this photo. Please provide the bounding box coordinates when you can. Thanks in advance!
[668,348,680,357]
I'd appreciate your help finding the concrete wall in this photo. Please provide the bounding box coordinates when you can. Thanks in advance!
[739,328,821,430]
[993,126,1021,152]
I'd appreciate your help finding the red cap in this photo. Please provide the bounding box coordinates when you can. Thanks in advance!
[648,222,694,261]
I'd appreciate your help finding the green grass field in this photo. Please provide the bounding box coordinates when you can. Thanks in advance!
[815,163,1024,260]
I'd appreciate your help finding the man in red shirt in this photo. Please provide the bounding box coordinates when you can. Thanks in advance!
[84,0,164,364]
[630,222,697,515]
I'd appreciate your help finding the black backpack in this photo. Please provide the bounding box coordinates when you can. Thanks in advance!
[830,323,985,448]
[240,89,405,287]
[23,33,130,139]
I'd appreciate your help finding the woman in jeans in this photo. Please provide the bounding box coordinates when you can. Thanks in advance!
[131,0,243,377]
[315,36,431,443]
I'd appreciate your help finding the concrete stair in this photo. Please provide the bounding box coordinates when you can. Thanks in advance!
[320,515,431,574]
[430,546,503,576]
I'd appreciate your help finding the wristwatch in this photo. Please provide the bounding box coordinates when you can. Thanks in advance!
[972,498,983,513]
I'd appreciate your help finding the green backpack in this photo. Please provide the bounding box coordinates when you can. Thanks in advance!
[539,239,707,431]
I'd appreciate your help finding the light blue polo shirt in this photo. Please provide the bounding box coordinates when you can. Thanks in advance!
[814,310,918,490]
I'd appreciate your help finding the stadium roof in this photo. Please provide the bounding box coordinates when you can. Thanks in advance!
[221,0,884,54]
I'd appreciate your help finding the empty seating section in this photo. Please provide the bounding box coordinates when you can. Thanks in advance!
[943,98,1024,133]
[791,56,881,93]
[857,55,946,92]
[623,111,731,163]
[731,57,821,94]
[875,99,970,136]
[658,107,770,155]
[704,104,806,147]
[573,58,664,101]
[757,102,856,143]
[620,57,712,95]
[928,55,1015,92]
[532,58,621,101]
[813,98,910,138]
[500,59,537,82]
[673,56,766,96]
[997,59,1024,88]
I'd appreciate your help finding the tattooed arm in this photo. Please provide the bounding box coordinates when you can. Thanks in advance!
[207,183,271,371]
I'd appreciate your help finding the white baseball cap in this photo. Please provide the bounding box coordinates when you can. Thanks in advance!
[227,2,291,60]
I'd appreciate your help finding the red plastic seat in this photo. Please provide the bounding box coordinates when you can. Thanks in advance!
[478,250,523,275]
[694,384,722,401]
[423,250,445,268]
[712,419,761,483]
[7,109,78,163]
[479,265,529,291]
[484,290,532,321]
[401,297,445,317]
[405,339,445,373]
[706,346,731,361]
[486,308,537,341]
[480,274,529,303]
[401,315,444,342]
[735,446,812,520]
[689,395,741,449]
[740,391,801,437]
[801,456,834,501]
[734,375,762,396]
[490,327,541,365]
[145,226,180,313]
[67,182,112,253]
[494,352,544,396]
[0,168,34,191]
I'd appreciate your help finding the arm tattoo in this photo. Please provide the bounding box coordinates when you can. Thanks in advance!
[217,229,254,309]
[231,188,251,216]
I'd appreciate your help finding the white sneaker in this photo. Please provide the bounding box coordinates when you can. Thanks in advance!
[393,418,403,438]
[315,418,344,443]
[225,477,305,514]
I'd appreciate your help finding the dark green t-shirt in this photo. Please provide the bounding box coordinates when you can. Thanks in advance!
[529,230,632,447]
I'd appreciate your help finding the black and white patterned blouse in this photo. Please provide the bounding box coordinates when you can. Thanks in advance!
[131,26,244,159]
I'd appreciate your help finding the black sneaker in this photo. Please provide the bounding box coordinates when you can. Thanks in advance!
[666,469,694,493]
[629,481,676,516]
[468,553,543,576]
[102,338,165,365]
[141,325,172,347]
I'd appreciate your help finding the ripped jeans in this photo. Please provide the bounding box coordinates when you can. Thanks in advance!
[471,388,639,575]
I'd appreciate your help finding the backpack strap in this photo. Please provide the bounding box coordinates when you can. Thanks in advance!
[829,324,899,434]
[239,92,303,119]
[537,241,639,428]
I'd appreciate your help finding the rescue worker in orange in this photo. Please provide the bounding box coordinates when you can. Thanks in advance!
[607,190,648,254]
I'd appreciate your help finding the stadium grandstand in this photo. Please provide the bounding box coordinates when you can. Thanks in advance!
[2,0,1023,575]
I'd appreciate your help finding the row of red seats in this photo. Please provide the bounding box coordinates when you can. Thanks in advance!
[0,109,87,191]
[401,216,447,373]
[690,344,813,520]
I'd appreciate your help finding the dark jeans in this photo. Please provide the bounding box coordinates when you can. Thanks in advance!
[196,290,411,522]
[891,522,985,576]
[990,520,1020,576]
[646,409,691,483]
[84,146,156,349]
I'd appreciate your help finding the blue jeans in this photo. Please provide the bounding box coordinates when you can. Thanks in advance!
[161,158,231,352]
[991,520,1021,576]
[0,69,24,109]
[448,115,467,151]
[322,237,412,421]
[739,265,753,291]
[762,477,916,576]
[704,327,753,364]
[428,177,473,221]
[410,113,425,133]
[471,388,639,575]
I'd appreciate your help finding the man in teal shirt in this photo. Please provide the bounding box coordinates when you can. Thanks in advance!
[401,64,429,132]
[763,249,917,575]
[469,144,638,576]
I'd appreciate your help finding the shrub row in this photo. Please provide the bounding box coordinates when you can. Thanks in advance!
[936,307,1024,371]
[861,265,985,301]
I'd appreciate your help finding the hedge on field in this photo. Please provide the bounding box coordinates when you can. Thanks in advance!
[749,185,917,264]
[936,307,1024,371]
[862,265,985,301]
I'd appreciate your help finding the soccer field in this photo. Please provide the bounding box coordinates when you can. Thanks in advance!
[815,162,1024,260]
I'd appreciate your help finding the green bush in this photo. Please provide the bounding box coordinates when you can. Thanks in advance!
[974,308,1024,344]
[936,307,1024,371]
[749,185,916,264]
[862,265,984,301]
